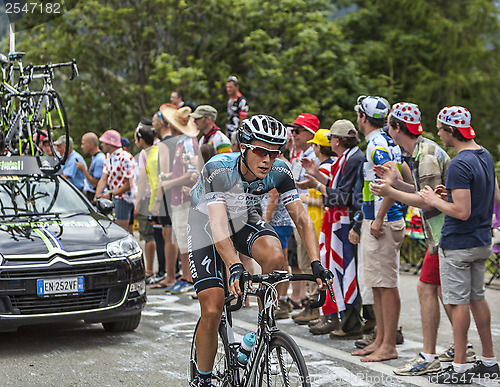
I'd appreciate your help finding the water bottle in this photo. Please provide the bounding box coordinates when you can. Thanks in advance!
[237,332,256,366]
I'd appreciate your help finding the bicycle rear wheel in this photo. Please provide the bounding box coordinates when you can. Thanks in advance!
[189,318,233,386]
[36,90,69,172]
[256,331,310,387]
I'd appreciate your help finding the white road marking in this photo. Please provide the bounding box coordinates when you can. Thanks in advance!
[150,296,438,387]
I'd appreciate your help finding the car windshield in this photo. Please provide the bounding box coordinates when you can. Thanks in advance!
[0,175,90,217]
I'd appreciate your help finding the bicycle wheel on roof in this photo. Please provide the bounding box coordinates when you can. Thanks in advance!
[36,90,69,171]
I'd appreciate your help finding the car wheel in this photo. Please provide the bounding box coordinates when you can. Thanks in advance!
[102,313,141,332]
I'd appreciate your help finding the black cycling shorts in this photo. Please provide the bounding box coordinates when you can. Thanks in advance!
[187,207,278,294]
[157,195,172,227]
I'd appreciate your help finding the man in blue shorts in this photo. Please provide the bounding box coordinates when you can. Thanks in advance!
[420,106,500,384]
[188,115,333,387]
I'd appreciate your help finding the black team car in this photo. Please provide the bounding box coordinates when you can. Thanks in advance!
[0,157,146,332]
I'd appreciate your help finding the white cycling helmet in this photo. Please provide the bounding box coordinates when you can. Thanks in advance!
[238,115,287,146]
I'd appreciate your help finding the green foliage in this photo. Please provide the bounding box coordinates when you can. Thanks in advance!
[0,0,498,164]
[339,0,500,158]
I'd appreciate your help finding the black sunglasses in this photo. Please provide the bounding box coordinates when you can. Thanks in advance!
[291,128,306,135]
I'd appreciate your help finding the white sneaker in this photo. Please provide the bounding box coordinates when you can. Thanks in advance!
[393,353,441,376]
[438,344,476,363]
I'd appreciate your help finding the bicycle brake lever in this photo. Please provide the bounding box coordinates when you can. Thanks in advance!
[241,279,249,308]
[325,279,336,304]
[70,59,79,80]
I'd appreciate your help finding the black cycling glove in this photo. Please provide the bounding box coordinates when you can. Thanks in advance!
[311,260,334,284]
[229,263,246,287]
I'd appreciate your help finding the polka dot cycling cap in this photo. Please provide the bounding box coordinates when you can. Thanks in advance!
[391,102,423,135]
[437,106,475,139]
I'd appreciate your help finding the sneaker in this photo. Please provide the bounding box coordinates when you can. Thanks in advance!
[464,360,499,381]
[275,299,291,320]
[394,353,441,376]
[429,365,471,384]
[438,344,476,363]
[309,315,339,335]
[171,281,194,294]
[179,282,195,293]
[165,279,184,293]
[146,273,165,285]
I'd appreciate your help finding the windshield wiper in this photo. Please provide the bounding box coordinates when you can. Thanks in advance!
[0,212,62,218]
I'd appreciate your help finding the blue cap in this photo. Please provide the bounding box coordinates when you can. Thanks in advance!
[121,137,130,148]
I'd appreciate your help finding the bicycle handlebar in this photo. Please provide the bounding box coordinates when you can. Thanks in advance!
[27,58,79,81]
[226,271,332,312]
[3,90,54,100]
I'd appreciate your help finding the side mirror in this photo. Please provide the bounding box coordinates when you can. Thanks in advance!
[95,198,114,215]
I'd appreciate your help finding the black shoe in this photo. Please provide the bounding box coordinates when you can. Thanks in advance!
[429,365,471,384]
[464,360,499,381]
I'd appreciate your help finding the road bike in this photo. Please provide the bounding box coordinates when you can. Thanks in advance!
[188,270,331,386]
[0,51,78,173]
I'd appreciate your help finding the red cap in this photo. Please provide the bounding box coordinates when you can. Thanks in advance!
[288,113,319,134]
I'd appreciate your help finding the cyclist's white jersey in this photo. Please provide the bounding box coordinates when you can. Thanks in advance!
[191,152,300,220]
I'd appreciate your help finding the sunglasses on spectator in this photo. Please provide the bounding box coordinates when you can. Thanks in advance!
[291,127,306,135]
[244,144,282,159]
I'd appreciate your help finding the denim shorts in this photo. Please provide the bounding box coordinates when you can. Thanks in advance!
[274,226,294,249]
[113,198,134,221]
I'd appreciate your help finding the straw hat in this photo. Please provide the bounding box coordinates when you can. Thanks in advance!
[159,103,199,137]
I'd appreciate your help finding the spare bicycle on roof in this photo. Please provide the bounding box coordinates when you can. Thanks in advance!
[0,22,78,174]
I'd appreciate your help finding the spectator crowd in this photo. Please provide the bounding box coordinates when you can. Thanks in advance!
[56,75,500,384]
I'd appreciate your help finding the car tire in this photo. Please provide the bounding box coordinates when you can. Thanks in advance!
[102,313,141,332]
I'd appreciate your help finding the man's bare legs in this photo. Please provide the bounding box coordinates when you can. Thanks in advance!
[144,240,157,276]
[353,287,400,362]
[418,281,441,354]
[196,288,224,373]
[470,299,495,358]
[291,266,307,304]
[449,304,471,364]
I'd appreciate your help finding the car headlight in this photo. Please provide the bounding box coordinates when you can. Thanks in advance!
[107,234,142,259]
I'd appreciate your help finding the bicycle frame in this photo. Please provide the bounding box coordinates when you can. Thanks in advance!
[215,271,327,386]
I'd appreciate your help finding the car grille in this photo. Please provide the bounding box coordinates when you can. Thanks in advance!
[0,263,117,279]
[10,289,110,314]
[0,259,131,316]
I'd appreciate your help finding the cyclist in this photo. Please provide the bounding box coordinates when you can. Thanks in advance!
[188,115,333,387]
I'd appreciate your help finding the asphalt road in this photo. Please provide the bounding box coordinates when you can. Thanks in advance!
[2,271,500,386]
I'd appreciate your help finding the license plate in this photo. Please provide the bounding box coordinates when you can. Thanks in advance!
[37,277,84,295]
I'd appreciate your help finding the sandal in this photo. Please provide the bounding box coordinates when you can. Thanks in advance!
[150,281,174,289]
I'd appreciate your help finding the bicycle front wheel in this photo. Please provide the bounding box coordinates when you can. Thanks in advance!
[38,90,69,170]
[189,318,233,387]
[256,331,310,387]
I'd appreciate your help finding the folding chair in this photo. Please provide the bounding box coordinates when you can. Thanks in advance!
[486,250,500,286]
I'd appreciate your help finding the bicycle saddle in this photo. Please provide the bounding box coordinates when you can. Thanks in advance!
[0,54,8,64]
[8,52,25,60]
